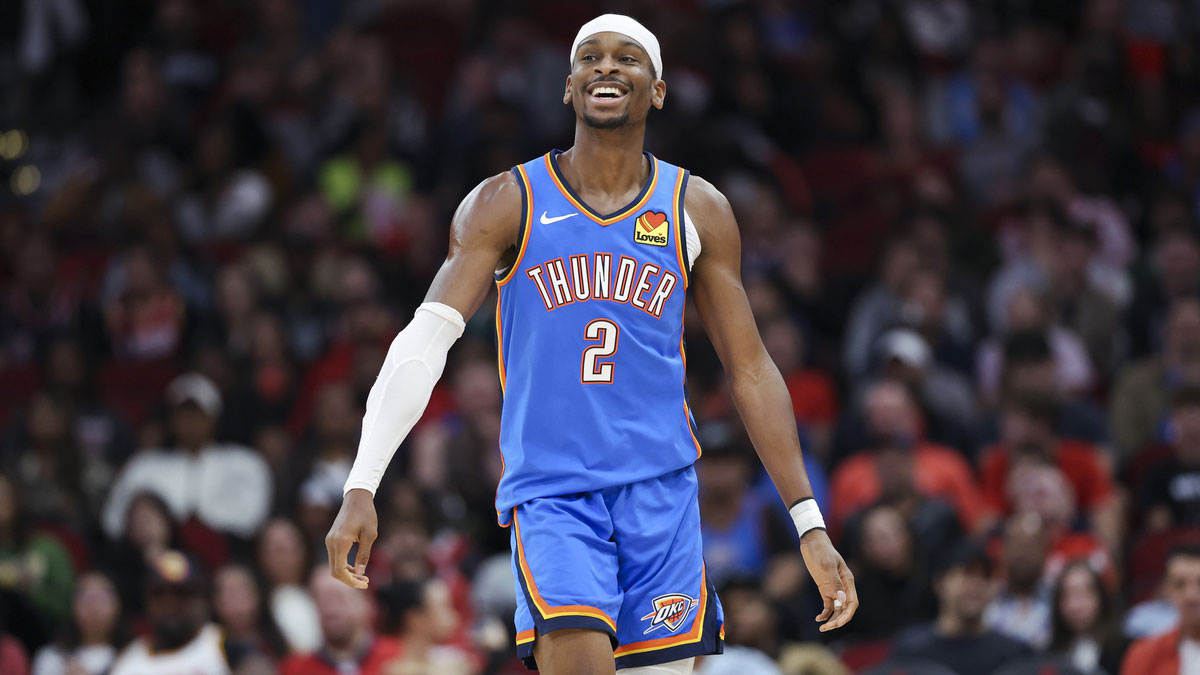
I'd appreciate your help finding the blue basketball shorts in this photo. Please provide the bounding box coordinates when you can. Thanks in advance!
[508,465,725,670]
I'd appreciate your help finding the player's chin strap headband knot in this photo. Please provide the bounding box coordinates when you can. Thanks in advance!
[570,14,663,80]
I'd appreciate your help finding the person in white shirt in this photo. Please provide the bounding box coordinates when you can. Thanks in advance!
[32,571,128,675]
[109,550,230,675]
[101,373,272,540]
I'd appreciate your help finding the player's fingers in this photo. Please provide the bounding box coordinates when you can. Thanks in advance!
[835,567,859,627]
[354,528,376,576]
[325,531,361,588]
[814,588,834,622]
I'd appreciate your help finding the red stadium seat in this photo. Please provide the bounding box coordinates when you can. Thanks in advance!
[98,359,180,427]
[1127,527,1200,604]
[838,638,891,672]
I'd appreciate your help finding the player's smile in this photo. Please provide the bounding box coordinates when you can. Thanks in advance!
[586,79,631,106]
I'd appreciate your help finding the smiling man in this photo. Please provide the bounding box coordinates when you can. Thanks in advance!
[324,14,857,675]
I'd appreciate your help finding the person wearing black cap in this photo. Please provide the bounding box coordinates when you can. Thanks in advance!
[891,540,1031,675]
[109,550,230,675]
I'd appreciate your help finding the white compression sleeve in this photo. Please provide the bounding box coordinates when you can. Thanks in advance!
[343,302,465,495]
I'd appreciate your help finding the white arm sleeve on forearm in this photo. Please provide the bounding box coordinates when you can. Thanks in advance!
[343,301,466,495]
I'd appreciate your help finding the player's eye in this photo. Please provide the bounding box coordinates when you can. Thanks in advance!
[581,54,597,61]
[620,56,637,63]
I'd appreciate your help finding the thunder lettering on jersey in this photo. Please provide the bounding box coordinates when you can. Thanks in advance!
[493,150,702,526]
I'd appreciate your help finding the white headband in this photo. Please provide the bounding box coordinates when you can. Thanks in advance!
[570,14,662,79]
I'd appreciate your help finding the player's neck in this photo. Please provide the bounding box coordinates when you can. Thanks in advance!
[561,125,649,196]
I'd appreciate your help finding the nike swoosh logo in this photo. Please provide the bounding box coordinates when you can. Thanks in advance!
[540,211,578,225]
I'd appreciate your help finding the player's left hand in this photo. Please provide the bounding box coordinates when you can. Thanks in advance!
[799,528,858,632]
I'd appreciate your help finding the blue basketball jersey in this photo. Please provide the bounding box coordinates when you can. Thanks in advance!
[493,150,700,526]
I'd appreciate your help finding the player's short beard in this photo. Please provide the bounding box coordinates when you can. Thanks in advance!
[582,109,631,130]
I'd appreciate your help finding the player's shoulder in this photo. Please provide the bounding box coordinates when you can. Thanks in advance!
[451,170,524,245]
[682,174,737,250]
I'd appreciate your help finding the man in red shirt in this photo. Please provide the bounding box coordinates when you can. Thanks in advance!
[1122,543,1200,675]
[830,379,983,532]
[280,569,402,675]
[979,392,1121,551]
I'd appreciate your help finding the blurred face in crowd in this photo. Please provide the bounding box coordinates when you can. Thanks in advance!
[1006,358,1058,398]
[1165,553,1200,632]
[1005,287,1047,333]
[258,518,308,587]
[45,338,87,394]
[214,565,262,636]
[1000,408,1055,457]
[1173,402,1200,463]
[147,580,207,650]
[125,493,172,554]
[1156,231,1200,297]
[860,506,913,575]
[903,269,948,331]
[1166,299,1200,365]
[452,359,501,421]
[697,449,751,502]
[864,381,918,446]
[74,572,121,644]
[170,401,215,450]
[722,584,777,651]
[936,562,993,627]
[880,239,921,293]
[1058,564,1102,636]
[1002,515,1047,593]
[311,568,370,648]
[27,393,69,450]
[404,579,460,643]
[313,382,359,447]
[566,32,664,131]
[1010,463,1075,531]
[217,265,258,322]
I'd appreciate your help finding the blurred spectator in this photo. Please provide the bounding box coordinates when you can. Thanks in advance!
[1008,464,1113,586]
[843,237,922,380]
[109,550,229,675]
[1121,543,1200,675]
[0,233,95,367]
[31,571,129,675]
[980,393,1120,550]
[279,567,402,675]
[981,281,1096,399]
[102,373,272,540]
[976,330,1109,446]
[212,564,289,664]
[718,575,782,662]
[97,491,184,617]
[775,643,849,675]
[0,633,29,675]
[256,518,321,654]
[983,514,1052,648]
[831,380,983,533]
[694,645,781,675]
[699,433,799,588]
[1140,386,1200,532]
[1050,560,1126,675]
[33,335,135,470]
[0,473,75,643]
[1127,227,1200,360]
[871,328,978,449]
[100,244,187,362]
[1111,297,1200,458]
[760,315,838,461]
[840,503,936,640]
[378,577,475,674]
[1,392,91,524]
[891,540,1032,674]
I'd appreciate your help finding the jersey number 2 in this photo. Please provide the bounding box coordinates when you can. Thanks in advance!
[581,319,619,384]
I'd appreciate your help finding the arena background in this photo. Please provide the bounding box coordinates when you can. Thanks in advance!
[1,0,1199,673]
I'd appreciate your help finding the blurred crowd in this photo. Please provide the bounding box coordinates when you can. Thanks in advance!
[6,0,1200,673]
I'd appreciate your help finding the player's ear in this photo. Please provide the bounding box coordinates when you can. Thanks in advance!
[651,79,666,110]
[564,76,573,105]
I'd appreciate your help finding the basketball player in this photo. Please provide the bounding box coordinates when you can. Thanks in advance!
[326,14,858,674]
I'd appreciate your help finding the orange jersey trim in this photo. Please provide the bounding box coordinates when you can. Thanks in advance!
[614,567,710,657]
[515,629,536,646]
[544,153,659,226]
[497,165,534,287]
[512,512,618,632]
[671,167,689,289]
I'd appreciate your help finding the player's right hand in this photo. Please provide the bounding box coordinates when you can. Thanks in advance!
[325,488,378,589]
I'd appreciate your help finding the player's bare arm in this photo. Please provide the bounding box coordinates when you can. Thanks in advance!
[325,171,522,589]
[687,176,859,631]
